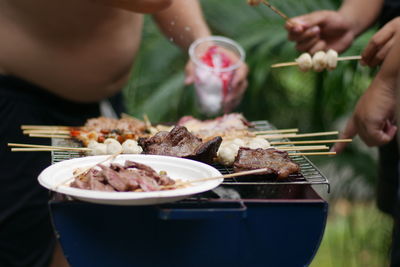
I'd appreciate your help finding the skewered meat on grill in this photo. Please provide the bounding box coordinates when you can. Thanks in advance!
[138,126,222,164]
[217,137,271,166]
[177,113,251,139]
[84,117,147,133]
[70,116,148,146]
[233,147,300,179]
[86,139,143,155]
[70,160,175,192]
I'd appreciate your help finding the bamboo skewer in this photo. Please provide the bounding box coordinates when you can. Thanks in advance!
[8,143,91,152]
[163,168,274,189]
[254,128,298,134]
[11,148,87,152]
[277,146,329,151]
[259,131,338,139]
[21,125,71,130]
[261,0,290,21]
[23,130,71,135]
[271,139,352,145]
[288,152,336,156]
[271,55,362,68]
[29,134,71,139]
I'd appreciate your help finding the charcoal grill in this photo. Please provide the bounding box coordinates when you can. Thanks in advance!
[49,121,329,267]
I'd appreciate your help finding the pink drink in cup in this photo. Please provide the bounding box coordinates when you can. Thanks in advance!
[189,36,245,115]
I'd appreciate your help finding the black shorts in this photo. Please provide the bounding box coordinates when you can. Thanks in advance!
[0,75,122,266]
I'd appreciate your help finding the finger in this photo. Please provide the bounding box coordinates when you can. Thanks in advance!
[285,17,307,33]
[184,61,195,85]
[361,27,394,66]
[368,37,395,67]
[309,40,327,54]
[288,25,320,42]
[286,15,322,41]
[223,79,248,113]
[331,116,358,153]
[296,26,321,43]
[295,36,320,52]
[231,63,249,88]
[363,126,397,146]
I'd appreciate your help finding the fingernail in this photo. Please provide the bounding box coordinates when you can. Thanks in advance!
[311,26,320,33]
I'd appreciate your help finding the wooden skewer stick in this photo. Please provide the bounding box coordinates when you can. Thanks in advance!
[163,168,273,189]
[271,139,352,145]
[271,55,362,68]
[8,143,91,151]
[261,0,290,21]
[338,56,362,61]
[278,146,329,151]
[23,130,71,135]
[289,152,336,156]
[254,128,298,134]
[259,131,339,139]
[11,148,88,152]
[29,134,71,139]
[21,125,71,130]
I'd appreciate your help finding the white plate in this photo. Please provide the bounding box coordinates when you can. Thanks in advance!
[38,154,222,205]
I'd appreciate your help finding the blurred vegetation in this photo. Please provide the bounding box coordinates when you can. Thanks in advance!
[123,0,393,266]
[311,200,392,267]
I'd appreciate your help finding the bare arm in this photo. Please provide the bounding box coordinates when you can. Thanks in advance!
[333,33,400,152]
[152,0,211,50]
[338,0,384,36]
[91,0,173,13]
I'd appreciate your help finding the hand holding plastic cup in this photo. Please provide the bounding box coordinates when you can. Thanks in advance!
[189,36,245,116]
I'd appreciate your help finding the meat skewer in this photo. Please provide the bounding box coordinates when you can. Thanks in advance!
[271,139,352,145]
[272,50,361,70]
[258,130,339,139]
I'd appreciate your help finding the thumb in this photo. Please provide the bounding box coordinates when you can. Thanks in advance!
[331,116,358,153]
[377,121,397,145]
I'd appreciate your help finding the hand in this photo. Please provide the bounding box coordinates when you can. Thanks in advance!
[184,54,249,113]
[285,11,355,54]
[332,76,397,153]
[361,17,400,67]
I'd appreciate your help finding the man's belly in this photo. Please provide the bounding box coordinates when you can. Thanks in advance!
[0,1,143,102]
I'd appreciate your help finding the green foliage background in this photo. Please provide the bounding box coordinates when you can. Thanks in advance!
[123,1,392,266]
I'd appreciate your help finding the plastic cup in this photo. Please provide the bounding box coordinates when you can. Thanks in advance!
[189,36,245,116]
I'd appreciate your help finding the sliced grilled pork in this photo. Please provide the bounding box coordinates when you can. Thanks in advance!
[233,147,300,179]
[70,160,174,192]
[138,126,222,164]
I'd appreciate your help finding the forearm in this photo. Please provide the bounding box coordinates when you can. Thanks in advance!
[152,0,211,50]
[338,0,384,36]
[376,33,400,87]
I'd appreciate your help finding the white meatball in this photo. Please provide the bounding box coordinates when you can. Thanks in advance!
[232,138,246,147]
[312,51,327,72]
[104,138,123,155]
[326,49,338,70]
[217,142,240,166]
[122,139,143,154]
[87,140,107,156]
[247,137,271,149]
[295,53,313,72]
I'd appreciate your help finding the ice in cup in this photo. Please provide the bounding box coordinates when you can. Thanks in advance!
[189,36,245,115]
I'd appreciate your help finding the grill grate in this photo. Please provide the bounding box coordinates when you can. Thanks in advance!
[51,120,330,193]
